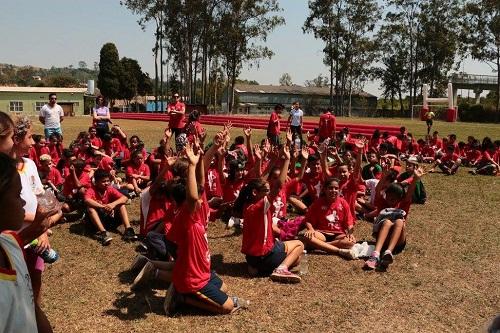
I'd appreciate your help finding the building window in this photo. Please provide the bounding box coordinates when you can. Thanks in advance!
[9,101,23,112]
[35,102,45,112]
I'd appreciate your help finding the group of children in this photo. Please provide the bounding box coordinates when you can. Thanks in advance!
[0,108,499,321]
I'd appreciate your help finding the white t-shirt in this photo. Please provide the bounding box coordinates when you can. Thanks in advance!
[40,104,63,129]
[289,108,303,126]
[0,232,37,333]
[18,158,43,215]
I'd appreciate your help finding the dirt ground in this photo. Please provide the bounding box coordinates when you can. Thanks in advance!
[27,117,499,333]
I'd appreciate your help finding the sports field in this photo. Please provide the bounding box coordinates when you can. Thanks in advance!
[30,116,499,333]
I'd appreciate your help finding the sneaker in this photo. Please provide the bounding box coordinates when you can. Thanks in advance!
[131,261,155,291]
[379,250,394,269]
[164,283,182,317]
[130,254,149,272]
[123,227,138,242]
[95,231,113,246]
[270,267,301,284]
[363,255,379,270]
[338,248,357,260]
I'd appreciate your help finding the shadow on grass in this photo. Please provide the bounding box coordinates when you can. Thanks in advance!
[211,253,249,278]
[104,290,165,320]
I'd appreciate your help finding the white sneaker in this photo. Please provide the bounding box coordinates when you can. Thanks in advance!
[131,261,155,291]
[338,248,357,260]
[130,254,149,272]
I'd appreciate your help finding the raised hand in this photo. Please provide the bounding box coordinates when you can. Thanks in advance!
[355,137,367,149]
[301,146,309,160]
[317,142,327,155]
[185,142,200,165]
[244,126,252,138]
[263,139,271,154]
[286,128,293,143]
[282,144,291,160]
[414,166,426,179]
[164,128,172,140]
[253,144,262,160]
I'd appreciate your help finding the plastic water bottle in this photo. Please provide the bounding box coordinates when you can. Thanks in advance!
[299,250,309,275]
[29,239,60,264]
[233,296,250,309]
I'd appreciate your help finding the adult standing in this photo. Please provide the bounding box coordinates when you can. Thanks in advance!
[288,101,303,143]
[39,93,64,139]
[267,104,284,146]
[318,107,336,142]
[92,95,111,139]
[167,93,186,138]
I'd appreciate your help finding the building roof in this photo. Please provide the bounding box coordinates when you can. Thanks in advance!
[235,84,376,98]
[0,86,87,93]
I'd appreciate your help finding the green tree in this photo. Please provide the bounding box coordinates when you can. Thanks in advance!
[217,0,285,113]
[279,73,293,86]
[304,0,380,115]
[462,0,500,112]
[97,43,121,100]
[47,75,79,88]
[78,61,88,69]
[305,74,329,87]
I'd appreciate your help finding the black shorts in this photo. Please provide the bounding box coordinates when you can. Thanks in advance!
[85,208,122,231]
[171,127,184,138]
[319,232,345,242]
[185,271,228,306]
[426,119,433,127]
[245,241,287,276]
[144,231,178,260]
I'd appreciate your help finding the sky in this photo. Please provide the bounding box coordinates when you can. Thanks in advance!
[0,0,494,97]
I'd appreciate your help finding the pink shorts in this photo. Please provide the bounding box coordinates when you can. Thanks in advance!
[25,247,45,272]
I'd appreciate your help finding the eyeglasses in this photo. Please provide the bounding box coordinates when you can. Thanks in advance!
[174,95,179,98]
[50,98,57,100]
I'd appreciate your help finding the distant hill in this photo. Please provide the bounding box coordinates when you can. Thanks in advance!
[0,63,98,87]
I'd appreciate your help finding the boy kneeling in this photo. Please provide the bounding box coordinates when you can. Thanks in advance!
[84,169,138,245]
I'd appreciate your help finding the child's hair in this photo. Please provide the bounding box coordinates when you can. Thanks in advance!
[233,178,268,218]
[33,134,43,144]
[40,154,52,163]
[417,138,424,145]
[130,135,141,144]
[73,159,86,171]
[0,153,17,200]
[321,177,340,197]
[171,158,189,178]
[14,116,31,139]
[234,136,245,146]
[227,159,245,181]
[62,148,75,159]
[372,129,380,139]
[482,137,492,151]
[131,149,143,160]
[458,141,465,149]
[94,169,110,182]
[167,178,187,205]
[385,182,405,200]
[188,110,200,122]
[449,134,457,141]
[0,111,14,137]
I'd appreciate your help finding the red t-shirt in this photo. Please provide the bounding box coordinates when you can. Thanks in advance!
[85,185,124,204]
[465,149,481,163]
[125,163,150,183]
[140,193,171,236]
[222,178,245,203]
[46,167,64,187]
[28,146,50,167]
[441,152,459,163]
[267,112,280,135]
[242,196,275,257]
[63,171,91,196]
[170,194,210,293]
[185,121,204,142]
[339,175,359,218]
[90,136,102,149]
[430,138,443,150]
[48,144,63,165]
[302,171,323,199]
[205,168,223,198]
[167,101,186,129]
[318,113,336,139]
[305,196,353,234]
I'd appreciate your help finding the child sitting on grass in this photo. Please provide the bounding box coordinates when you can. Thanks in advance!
[436,144,461,175]
[38,154,64,192]
[84,169,137,245]
[363,166,426,271]
[125,150,151,196]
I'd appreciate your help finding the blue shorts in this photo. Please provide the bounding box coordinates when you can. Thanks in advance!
[185,271,228,306]
[44,127,62,139]
[245,241,287,276]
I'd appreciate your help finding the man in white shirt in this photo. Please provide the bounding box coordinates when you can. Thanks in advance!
[288,101,303,143]
[39,93,64,138]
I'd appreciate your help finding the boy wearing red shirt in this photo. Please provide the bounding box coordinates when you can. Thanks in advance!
[125,151,151,195]
[267,104,283,146]
[38,154,64,190]
[167,93,186,138]
[84,169,137,245]
[436,144,461,175]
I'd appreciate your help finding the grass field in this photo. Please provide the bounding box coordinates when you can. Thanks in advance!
[28,116,500,333]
